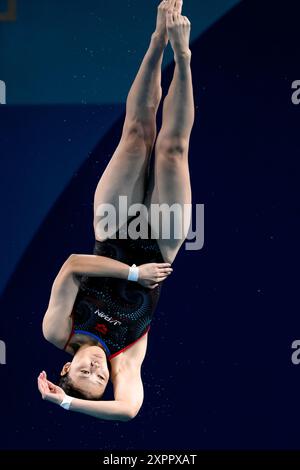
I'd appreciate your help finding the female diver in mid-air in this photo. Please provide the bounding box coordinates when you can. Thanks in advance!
[38,0,195,421]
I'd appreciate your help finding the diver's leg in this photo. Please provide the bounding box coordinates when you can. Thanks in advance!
[146,8,195,263]
[94,1,173,241]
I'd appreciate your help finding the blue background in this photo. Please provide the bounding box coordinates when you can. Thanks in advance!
[1,0,300,450]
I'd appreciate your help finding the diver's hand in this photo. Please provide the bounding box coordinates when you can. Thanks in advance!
[37,371,65,405]
[138,263,173,289]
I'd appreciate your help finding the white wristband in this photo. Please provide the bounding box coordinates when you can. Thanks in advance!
[128,264,139,282]
[60,394,73,410]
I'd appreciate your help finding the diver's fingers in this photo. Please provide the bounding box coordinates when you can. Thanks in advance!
[156,275,168,282]
[37,377,47,397]
[158,267,173,274]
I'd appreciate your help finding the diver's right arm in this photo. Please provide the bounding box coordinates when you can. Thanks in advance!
[42,254,133,347]
[66,254,172,288]
[42,256,80,347]
[42,254,172,347]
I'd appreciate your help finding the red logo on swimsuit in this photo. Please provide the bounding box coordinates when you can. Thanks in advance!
[94,323,108,335]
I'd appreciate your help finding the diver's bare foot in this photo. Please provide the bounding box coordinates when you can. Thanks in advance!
[174,0,183,14]
[167,10,191,61]
[154,0,176,45]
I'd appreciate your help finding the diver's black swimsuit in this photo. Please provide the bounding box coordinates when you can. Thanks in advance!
[64,218,165,360]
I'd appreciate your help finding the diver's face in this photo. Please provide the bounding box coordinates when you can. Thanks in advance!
[64,345,109,398]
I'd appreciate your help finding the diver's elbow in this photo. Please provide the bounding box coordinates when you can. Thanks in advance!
[120,413,135,422]
[120,408,139,422]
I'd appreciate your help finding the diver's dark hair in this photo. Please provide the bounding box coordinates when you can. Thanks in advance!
[58,373,103,401]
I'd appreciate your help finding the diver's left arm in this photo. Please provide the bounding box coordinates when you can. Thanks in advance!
[37,364,143,421]
[71,362,144,421]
